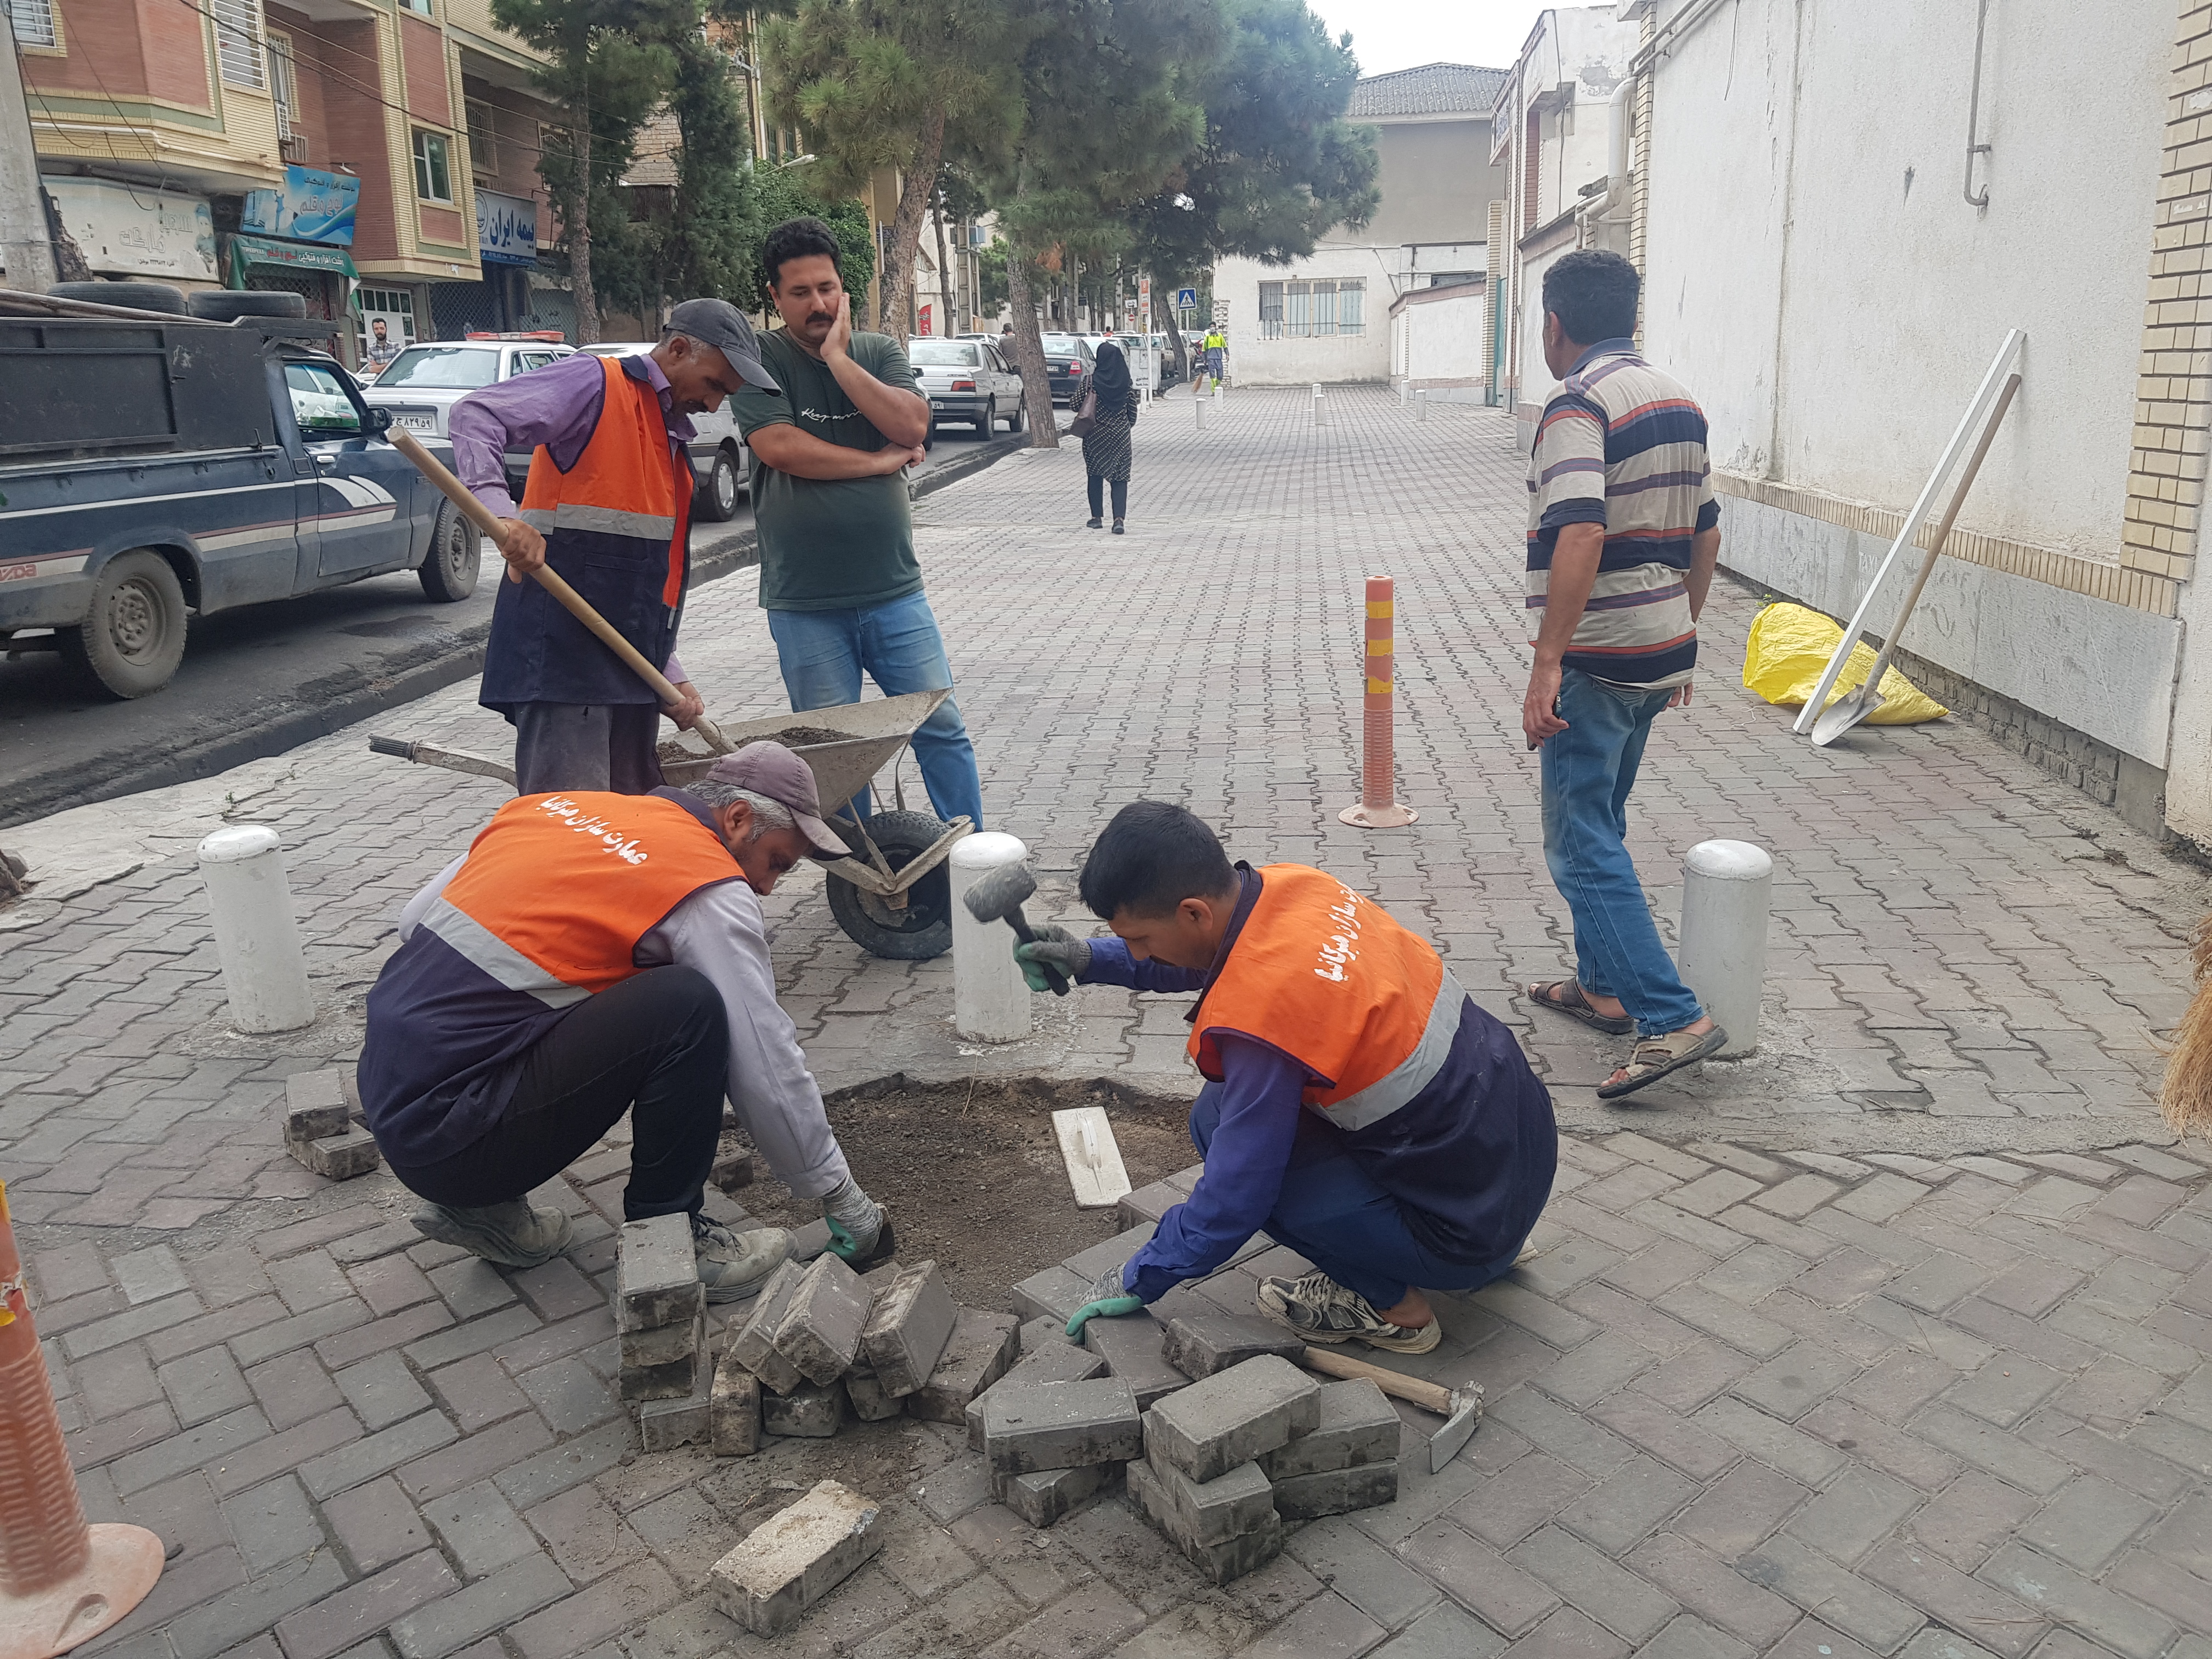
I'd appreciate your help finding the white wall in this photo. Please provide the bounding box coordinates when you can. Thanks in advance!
[1396,284,1489,394]
[1215,247,1396,385]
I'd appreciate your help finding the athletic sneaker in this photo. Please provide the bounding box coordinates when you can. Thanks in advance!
[693,1216,793,1302]
[1256,1269,1442,1355]
[411,1198,572,1268]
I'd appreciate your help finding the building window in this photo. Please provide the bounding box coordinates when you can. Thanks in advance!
[267,33,297,138]
[210,0,266,89]
[413,131,453,203]
[7,0,58,49]
[395,0,432,14]
[1257,277,1363,341]
[465,99,496,176]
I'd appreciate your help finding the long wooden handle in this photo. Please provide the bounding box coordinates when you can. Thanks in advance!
[387,426,735,754]
[1301,1346,1455,1414]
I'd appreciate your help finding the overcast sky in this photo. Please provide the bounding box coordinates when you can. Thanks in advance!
[1307,0,1549,76]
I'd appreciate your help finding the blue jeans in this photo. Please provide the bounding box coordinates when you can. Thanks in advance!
[1539,667,1705,1038]
[1190,1089,1525,1312]
[766,591,985,830]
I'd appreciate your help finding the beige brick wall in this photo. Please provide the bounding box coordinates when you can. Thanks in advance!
[2125,0,2212,584]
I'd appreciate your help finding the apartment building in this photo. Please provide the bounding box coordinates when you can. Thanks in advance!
[12,0,563,363]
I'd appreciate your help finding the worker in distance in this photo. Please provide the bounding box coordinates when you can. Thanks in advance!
[356,741,890,1298]
[1022,802,1557,1353]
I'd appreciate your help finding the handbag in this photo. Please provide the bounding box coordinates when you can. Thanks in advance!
[1069,387,1097,438]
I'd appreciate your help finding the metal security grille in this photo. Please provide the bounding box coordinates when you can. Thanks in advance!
[210,0,265,88]
[430,281,498,341]
[6,0,57,49]
[248,269,334,319]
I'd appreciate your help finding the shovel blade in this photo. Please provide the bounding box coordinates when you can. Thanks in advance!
[1427,1393,1484,1474]
[1809,684,1885,747]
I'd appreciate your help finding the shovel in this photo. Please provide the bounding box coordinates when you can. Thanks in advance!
[1301,1346,1484,1474]
[388,427,736,755]
[1809,370,2022,748]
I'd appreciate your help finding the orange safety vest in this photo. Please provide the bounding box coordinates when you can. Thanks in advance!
[519,354,691,611]
[430,791,740,1001]
[1187,864,1466,1131]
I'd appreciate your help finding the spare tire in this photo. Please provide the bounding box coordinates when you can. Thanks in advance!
[188,290,307,320]
[47,280,188,313]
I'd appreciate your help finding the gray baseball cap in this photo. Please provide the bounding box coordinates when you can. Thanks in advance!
[665,298,779,393]
[706,741,847,857]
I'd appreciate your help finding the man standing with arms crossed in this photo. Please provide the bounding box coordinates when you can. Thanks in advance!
[449,300,778,793]
[731,218,985,831]
[1520,250,1726,1100]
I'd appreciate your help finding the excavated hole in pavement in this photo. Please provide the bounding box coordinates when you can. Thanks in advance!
[731,1073,1199,1309]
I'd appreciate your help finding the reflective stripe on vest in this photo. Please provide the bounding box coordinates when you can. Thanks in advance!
[1187,864,1450,1131]
[439,792,740,996]
[518,354,690,611]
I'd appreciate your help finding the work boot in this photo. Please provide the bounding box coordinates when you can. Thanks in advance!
[692,1215,793,1302]
[411,1198,572,1268]
[1256,1269,1441,1355]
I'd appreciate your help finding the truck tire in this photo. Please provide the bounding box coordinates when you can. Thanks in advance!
[417,500,479,602]
[48,280,188,314]
[188,291,307,320]
[825,809,955,960]
[696,445,742,522]
[60,550,189,698]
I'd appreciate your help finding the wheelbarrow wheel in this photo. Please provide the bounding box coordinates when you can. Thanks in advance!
[827,809,955,960]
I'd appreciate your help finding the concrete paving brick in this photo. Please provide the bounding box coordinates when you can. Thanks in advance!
[910,1306,1021,1424]
[1159,1311,1304,1380]
[106,1403,270,1496]
[1012,1265,1096,1324]
[423,1352,529,1433]
[772,1251,870,1386]
[1081,1308,1190,1410]
[761,1376,847,1436]
[112,1244,190,1305]
[1272,1460,1398,1521]
[1487,1386,1636,1479]
[1397,1519,1558,1638]
[299,1410,457,1501]
[389,1551,573,1659]
[1125,1458,1283,1587]
[1735,1533,1923,1654]
[221,1472,324,1575]
[1552,1453,1697,1555]
[524,1480,646,1583]
[1447,1450,1592,1550]
[1261,1379,1398,1480]
[637,1357,712,1452]
[1234,1590,1385,1659]
[509,1556,682,1659]
[860,1258,958,1396]
[1626,1533,1799,1648]
[156,1346,252,1428]
[274,1548,460,1659]
[709,1477,883,1635]
[991,1462,1108,1528]
[1733,1340,1860,1421]
[163,1552,350,1659]
[1505,1523,1678,1644]
[321,1474,434,1576]
[2015,1474,2161,1575]
[335,1351,433,1431]
[985,1376,1142,1473]
[1914,1404,2075,1494]
[523,1352,623,1429]
[1693,1395,1848,1487]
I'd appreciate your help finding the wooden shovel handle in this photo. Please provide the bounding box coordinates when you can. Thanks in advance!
[388,427,734,755]
[1301,1346,1456,1414]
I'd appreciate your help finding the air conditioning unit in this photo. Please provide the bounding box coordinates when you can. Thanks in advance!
[280,133,311,163]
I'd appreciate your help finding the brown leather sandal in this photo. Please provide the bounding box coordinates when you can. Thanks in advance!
[1527,979,1635,1035]
[1598,1025,1729,1100]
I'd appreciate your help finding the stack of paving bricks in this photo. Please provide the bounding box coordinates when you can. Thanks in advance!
[280,1068,381,1179]
[616,1212,711,1450]
[709,1254,1004,1454]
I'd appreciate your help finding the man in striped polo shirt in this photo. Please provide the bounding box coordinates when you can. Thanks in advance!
[1521,250,1727,1100]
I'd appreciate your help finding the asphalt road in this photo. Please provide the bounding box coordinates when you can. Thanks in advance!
[0,429,1031,831]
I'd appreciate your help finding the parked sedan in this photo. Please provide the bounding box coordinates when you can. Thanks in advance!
[1112,334,1173,393]
[1039,333,1096,406]
[364,335,573,495]
[579,342,751,522]
[909,339,1026,436]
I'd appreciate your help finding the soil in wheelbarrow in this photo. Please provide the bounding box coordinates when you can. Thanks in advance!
[731,1074,1200,1309]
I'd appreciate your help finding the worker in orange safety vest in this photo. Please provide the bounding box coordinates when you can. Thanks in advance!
[1016,801,1557,1353]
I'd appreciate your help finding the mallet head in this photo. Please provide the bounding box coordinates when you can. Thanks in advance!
[961,860,1038,926]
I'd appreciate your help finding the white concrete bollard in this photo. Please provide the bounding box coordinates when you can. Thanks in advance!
[950,832,1035,1042]
[1415,388,1429,422]
[1677,839,1774,1058]
[1194,396,1209,432]
[199,825,317,1032]
[1313,386,1329,426]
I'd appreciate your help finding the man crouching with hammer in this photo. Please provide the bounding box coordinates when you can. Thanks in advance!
[1016,802,1556,1352]
[356,742,889,1299]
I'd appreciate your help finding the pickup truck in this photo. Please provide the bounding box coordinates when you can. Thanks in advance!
[0,302,476,698]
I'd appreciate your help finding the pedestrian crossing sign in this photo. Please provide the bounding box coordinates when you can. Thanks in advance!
[1175,287,1197,311]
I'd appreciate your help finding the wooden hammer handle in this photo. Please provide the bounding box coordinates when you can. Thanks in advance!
[1301,1346,1456,1414]
[388,427,735,755]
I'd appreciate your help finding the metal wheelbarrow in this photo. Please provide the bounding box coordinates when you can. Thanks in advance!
[369,687,970,960]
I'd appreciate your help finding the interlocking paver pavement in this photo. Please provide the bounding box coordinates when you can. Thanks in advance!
[5,390,2212,1656]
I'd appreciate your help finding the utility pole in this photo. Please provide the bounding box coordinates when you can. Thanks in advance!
[0,27,58,292]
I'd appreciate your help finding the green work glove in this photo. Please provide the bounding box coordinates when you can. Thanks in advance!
[1014,925,1091,994]
[1064,1265,1143,1338]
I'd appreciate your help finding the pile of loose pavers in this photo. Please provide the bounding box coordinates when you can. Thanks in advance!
[590,1166,1410,1635]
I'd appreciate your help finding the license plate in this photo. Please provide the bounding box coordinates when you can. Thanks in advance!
[395,414,436,432]
[931,400,948,409]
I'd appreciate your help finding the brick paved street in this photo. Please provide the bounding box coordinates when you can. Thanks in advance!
[4,388,2212,1657]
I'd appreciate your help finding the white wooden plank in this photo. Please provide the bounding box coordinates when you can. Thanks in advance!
[1051,1105,1132,1210]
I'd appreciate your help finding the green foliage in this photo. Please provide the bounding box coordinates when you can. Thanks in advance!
[974,239,1007,313]
[1123,0,1378,290]
[742,165,877,305]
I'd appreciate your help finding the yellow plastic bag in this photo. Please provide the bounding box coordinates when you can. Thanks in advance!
[1740,602,1948,725]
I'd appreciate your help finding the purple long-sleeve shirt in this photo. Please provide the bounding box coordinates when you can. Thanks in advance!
[449,351,696,680]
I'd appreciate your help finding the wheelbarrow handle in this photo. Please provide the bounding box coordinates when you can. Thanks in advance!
[388,427,735,756]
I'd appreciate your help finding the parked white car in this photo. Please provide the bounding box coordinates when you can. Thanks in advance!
[908,338,1028,437]
[579,342,750,522]
[363,335,574,496]
[1112,334,1173,393]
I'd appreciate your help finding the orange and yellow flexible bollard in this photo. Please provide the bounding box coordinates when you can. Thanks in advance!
[1339,576,1418,829]
[0,1180,166,1658]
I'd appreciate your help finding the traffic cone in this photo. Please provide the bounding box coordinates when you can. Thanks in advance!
[0,1180,166,1658]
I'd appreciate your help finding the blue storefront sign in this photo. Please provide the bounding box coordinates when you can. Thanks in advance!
[477,189,537,268]
[239,165,359,247]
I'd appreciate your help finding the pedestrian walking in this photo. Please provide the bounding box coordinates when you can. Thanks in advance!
[449,298,775,794]
[1076,339,1138,534]
[731,217,985,831]
[1203,326,1227,390]
[1519,249,1727,1099]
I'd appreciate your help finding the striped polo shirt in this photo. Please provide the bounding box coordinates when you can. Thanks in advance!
[1525,338,1720,689]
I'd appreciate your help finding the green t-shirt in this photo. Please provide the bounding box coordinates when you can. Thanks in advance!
[732,329,922,612]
